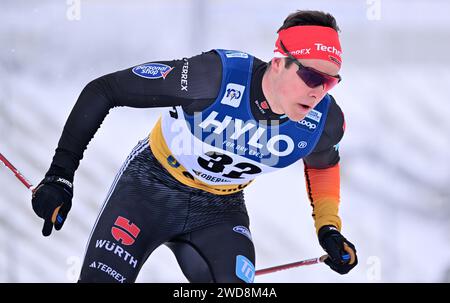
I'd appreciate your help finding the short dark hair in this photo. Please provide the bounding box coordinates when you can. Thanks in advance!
[272,10,340,68]
[278,10,340,33]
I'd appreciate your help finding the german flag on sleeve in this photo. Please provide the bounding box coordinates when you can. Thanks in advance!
[304,163,342,234]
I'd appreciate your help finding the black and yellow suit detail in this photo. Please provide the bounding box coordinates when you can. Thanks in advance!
[149,118,253,195]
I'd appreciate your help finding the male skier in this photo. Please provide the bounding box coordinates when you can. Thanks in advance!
[32,10,357,282]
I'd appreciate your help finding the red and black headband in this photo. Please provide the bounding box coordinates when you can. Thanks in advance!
[274,25,342,67]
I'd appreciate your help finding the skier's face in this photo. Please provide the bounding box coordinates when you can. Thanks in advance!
[267,57,340,122]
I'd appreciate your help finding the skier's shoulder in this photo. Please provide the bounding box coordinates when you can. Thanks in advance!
[326,94,345,130]
[316,94,345,150]
[207,49,268,82]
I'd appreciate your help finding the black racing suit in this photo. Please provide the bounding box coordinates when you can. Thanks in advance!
[45,51,345,283]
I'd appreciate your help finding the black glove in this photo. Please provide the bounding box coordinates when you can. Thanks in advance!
[318,225,358,275]
[31,176,73,236]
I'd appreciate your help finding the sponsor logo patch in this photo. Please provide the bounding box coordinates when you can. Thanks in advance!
[233,226,253,242]
[111,216,141,246]
[95,239,139,268]
[132,63,174,79]
[306,109,322,123]
[220,83,245,108]
[56,177,73,189]
[89,261,126,283]
[290,48,311,55]
[235,255,255,283]
[180,58,189,91]
[225,51,249,59]
[296,118,318,133]
[167,155,181,168]
[298,141,308,149]
[254,100,267,114]
[329,55,341,66]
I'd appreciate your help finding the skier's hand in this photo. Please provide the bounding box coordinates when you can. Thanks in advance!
[318,225,358,274]
[31,176,73,237]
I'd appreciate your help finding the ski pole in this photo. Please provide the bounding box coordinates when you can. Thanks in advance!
[255,255,328,276]
[0,152,34,192]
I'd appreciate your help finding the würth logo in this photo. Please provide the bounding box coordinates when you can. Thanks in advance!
[111,216,141,246]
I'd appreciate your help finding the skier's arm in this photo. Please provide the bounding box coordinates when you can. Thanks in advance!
[48,51,221,181]
[303,97,357,274]
[302,95,345,234]
[32,51,222,236]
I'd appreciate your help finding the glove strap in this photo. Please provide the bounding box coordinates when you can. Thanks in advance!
[318,225,340,242]
[42,176,73,196]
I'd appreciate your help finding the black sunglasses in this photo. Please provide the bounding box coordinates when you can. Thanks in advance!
[279,41,341,91]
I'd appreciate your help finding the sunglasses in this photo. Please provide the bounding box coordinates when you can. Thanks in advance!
[279,41,341,91]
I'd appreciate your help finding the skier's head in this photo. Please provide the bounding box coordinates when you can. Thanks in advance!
[263,10,342,122]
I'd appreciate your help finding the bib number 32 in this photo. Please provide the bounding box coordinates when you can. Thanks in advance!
[197,151,261,179]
